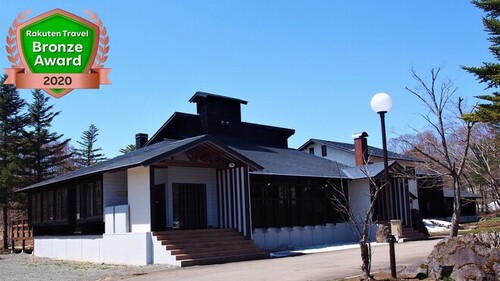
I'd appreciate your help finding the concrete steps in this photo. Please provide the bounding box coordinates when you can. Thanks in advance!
[153,228,269,267]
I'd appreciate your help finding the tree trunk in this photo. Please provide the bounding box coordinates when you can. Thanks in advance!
[359,222,374,281]
[2,205,7,249]
[359,240,371,280]
[450,178,461,237]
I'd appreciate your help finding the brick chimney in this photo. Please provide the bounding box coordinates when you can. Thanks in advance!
[135,133,148,150]
[352,132,369,166]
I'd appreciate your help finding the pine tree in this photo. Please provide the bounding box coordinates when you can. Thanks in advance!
[462,0,500,126]
[24,89,71,184]
[74,124,106,167]
[119,144,135,154]
[0,74,28,249]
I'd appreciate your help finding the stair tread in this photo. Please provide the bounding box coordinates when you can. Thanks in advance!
[163,239,251,249]
[176,249,267,260]
[170,243,259,254]
[154,229,268,267]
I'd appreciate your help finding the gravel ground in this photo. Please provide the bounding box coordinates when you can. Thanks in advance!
[0,253,175,281]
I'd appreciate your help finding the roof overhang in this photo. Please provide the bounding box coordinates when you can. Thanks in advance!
[17,135,262,193]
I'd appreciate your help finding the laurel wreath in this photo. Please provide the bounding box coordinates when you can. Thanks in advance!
[5,10,31,68]
[84,10,109,68]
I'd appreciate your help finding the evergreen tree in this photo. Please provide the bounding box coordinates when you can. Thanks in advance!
[0,74,28,249]
[462,0,500,126]
[74,124,106,167]
[24,89,71,184]
[119,144,135,154]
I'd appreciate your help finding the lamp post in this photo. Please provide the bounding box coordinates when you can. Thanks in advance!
[370,92,396,279]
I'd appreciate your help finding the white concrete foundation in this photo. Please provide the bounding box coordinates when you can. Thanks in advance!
[252,223,368,251]
[34,232,179,266]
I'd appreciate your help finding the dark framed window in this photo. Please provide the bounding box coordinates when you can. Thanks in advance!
[308,147,314,154]
[321,145,327,157]
[77,179,103,220]
[30,186,69,224]
[28,176,104,235]
[42,190,54,222]
[31,192,42,223]
[251,175,347,229]
[54,187,68,221]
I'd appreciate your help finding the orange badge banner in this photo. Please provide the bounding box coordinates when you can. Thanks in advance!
[4,67,111,89]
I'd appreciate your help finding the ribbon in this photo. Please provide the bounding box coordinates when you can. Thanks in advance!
[3,67,111,89]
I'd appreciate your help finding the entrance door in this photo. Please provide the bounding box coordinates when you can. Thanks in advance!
[172,183,207,230]
[152,184,166,231]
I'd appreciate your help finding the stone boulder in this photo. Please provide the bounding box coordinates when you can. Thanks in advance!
[376,223,390,243]
[426,232,500,280]
[400,262,428,279]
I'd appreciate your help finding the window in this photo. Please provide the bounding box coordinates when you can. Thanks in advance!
[42,190,54,222]
[30,186,69,224]
[78,179,103,220]
[308,147,314,155]
[28,176,104,234]
[251,176,346,229]
[321,145,327,157]
[54,187,68,221]
[31,192,42,223]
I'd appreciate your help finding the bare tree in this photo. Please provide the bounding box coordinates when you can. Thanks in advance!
[329,162,387,281]
[464,124,499,212]
[399,67,475,236]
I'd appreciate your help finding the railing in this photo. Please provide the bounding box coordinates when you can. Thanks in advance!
[11,219,33,252]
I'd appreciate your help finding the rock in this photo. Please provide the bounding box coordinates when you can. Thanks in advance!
[426,232,500,280]
[376,223,390,243]
[493,261,500,277]
[400,262,428,279]
[450,264,486,281]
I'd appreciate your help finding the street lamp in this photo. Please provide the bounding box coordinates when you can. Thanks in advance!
[370,92,392,184]
[370,92,396,279]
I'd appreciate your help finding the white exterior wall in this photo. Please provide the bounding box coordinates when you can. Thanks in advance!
[167,166,218,228]
[34,233,179,266]
[408,178,419,210]
[128,166,151,232]
[348,179,371,224]
[103,171,128,207]
[305,143,356,166]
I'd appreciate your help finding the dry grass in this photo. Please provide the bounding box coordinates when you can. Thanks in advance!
[340,271,424,280]
[428,214,500,236]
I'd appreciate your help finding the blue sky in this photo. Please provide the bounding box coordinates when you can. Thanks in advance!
[0,1,492,158]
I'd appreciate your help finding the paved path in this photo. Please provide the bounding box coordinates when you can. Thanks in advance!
[125,238,443,281]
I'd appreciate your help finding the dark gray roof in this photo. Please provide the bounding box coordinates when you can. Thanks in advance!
[189,91,248,105]
[299,138,421,162]
[20,135,396,193]
[341,161,397,179]
[443,188,481,198]
[228,143,349,178]
[19,135,261,192]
